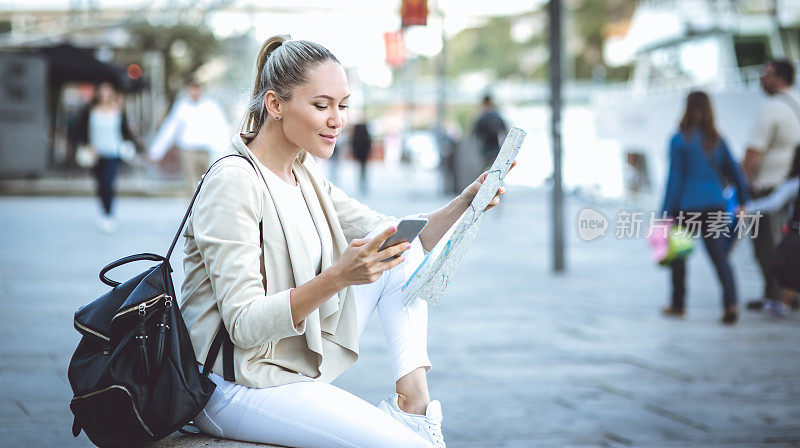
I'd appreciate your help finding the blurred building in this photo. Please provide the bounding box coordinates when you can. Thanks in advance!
[0,3,165,178]
[0,44,150,177]
[0,1,249,178]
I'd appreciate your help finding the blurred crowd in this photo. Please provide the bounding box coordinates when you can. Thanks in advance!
[658,59,800,325]
[55,49,799,329]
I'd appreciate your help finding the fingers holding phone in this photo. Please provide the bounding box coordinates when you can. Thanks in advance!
[336,226,398,286]
[334,227,407,286]
[377,240,412,263]
[333,218,428,286]
[377,218,428,262]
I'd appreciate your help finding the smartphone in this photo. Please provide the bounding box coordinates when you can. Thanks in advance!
[377,217,428,262]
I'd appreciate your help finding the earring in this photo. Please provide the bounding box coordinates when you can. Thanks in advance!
[275,115,281,120]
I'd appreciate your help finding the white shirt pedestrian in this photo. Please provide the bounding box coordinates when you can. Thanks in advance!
[748,88,800,191]
[148,96,230,161]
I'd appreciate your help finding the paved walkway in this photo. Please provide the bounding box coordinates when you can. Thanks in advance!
[1,161,798,447]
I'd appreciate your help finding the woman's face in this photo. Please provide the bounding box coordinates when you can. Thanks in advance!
[97,83,115,104]
[280,60,349,159]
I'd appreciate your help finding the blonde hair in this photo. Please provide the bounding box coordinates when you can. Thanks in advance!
[242,35,340,162]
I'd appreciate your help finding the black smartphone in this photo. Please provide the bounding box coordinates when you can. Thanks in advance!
[377,217,429,262]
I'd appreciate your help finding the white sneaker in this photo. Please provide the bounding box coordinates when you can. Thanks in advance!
[98,215,117,234]
[764,300,791,319]
[378,393,446,448]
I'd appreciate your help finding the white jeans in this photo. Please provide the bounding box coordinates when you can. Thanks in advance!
[194,236,433,448]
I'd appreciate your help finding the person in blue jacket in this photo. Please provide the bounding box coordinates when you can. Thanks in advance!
[661,91,750,325]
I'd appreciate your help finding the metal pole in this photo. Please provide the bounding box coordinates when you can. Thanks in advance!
[401,28,415,168]
[435,3,451,194]
[549,0,565,273]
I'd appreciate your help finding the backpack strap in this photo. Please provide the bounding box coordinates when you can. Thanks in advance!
[167,153,261,383]
[165,154,257,260]
[696,133,730,190]
[202,323,235,382]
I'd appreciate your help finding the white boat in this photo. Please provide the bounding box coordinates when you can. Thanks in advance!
[592,0,800,207]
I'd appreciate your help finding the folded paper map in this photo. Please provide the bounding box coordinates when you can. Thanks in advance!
[402,127,527,305]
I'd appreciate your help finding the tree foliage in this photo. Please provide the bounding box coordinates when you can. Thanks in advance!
[447,16,532,79]
[569,0,637,80]
[441,0,637,82]
[126,21,220,105]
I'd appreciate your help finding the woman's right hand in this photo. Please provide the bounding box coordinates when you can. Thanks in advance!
[735,206,748,220]
[333,226,410,286]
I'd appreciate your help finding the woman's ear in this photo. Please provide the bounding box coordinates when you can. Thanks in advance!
[264,90,283,120]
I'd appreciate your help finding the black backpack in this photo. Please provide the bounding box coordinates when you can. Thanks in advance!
[68,155,247,447]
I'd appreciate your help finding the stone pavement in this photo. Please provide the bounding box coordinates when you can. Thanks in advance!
[1,161,798,447]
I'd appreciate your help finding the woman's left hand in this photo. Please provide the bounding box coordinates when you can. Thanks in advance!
[460,160,517,212]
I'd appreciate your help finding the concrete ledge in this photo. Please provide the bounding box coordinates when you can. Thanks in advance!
[147,432,286,447]
[0,175,184,197]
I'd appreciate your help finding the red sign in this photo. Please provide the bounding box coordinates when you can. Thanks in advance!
[384,31,406,67]
[401,0,428,27]
[127,64,143,80]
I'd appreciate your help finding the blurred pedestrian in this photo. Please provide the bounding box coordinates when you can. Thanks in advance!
[661,91,749,325]
[740,146,800,317]
[75,82,139,233]
[742,60,800,312]
[473,93,507,170]
[351,122,372,196]
[181,35,511,448]
[148,78,229,195]
[327,132,345,184]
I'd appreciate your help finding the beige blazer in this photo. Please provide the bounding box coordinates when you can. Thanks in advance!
[180,134,397,388]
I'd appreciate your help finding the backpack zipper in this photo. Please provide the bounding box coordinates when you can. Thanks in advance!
[74,294,168,343]
[113,294,167,320]
[73,320,110,342]
[71,384,154,437]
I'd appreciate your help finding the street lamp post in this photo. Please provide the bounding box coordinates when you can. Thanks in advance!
[434,2,452,194]
[549,0,565,273]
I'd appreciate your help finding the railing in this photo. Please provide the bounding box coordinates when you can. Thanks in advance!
[591,64,767,103]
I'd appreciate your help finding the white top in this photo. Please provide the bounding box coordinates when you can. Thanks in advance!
[748,88,800,190]
[89,109,123,158]
[258,161,323,275]
[148,96,230,161]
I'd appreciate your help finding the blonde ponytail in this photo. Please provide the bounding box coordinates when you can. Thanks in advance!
[244,35,288,133]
